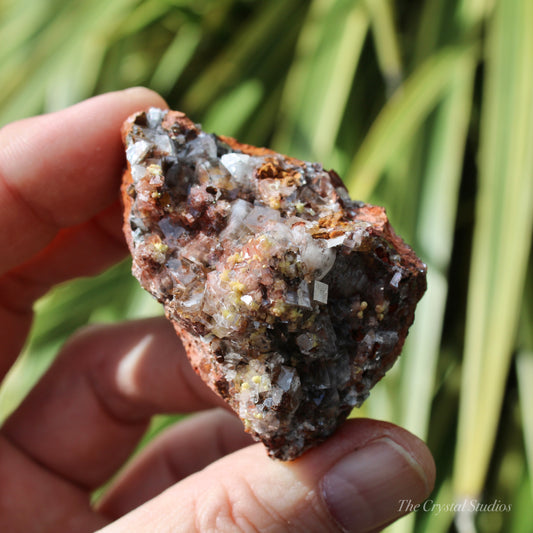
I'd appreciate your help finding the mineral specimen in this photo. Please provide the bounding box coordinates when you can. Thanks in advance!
[121,109,427,460]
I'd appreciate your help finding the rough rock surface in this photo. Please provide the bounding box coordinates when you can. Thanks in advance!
[121,108,427,460]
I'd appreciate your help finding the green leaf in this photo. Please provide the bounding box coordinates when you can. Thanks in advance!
[150,23,201,94]
[517,350,533,502]
[182,1,302,115]
[454,0,533,499]
[273,0,369,164]
[363,0,403,93]
[397,49,477,442]
[345,46,473,200]
[202,78,263,137]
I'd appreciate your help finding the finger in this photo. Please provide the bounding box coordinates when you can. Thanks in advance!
[1,318,225,490]
[0,200,127,378]
[0,87,167,275]
[0,200,125,314]
[0,435,108,533]
[0,88,167,377]
[96,418,436,533]
[97,409,254,518]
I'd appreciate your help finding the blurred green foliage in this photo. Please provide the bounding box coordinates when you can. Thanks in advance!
[0,0,532,531]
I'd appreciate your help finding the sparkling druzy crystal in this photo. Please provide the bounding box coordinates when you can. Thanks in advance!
[121,109,427,460]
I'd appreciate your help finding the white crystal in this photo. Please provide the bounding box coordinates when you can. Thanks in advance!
[266,221,293,250]
[181,288,204,312]
[313,280,328,304]
[297,280,312,308]
[166,258,195,287]
[362,330,376,348]
[291,224,336,279]
[343,225,368,249]
[220,198,253,240]
[244,205,281,231]
[277,365,296,391]
[302,239,336,280]
[343,389,361,407]
[390,270,402,288]
[154,134,174,155]
[223,352,241,368]
[132,228,143,242]
[241,294,254,306]
[327,235,345,248]
[285,290,298,305]
[271,387,283,406]
[188,133,217,160]
[221,153,262,185]
[127,140,152,165]
[131,164,147,182]
[146,107,166,129]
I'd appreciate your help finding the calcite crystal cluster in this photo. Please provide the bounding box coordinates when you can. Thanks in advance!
[121,109,427,460]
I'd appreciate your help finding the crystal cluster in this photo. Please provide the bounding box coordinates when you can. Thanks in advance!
[121,109,427,460]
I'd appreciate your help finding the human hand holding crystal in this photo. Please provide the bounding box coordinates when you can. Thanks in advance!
[0,88,435,532]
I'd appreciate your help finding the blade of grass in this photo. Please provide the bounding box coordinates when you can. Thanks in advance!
[453,0,533,501]
[458,0,495,31]
[45,34,106,110]
[0,0,51,64]
[0,1,76,118]
[273,0,369,163]
[0,0,139,123]
[345,46,473,200]
[517,412,533,499]
[113,0,173,38]
[509,472,533,533]
[44,0,140,109]
[308,3,368,164]
[363,0,402,94]
[399,270,447,437]
[517,267,533,500]
[398,48,477,442]
[417,50,476,270]
[413,0,448,64]
[420,479,457,533]
[150,23,201,94]
[182,1,302,115]
[0,339,64,423]
[202,78,263,137]
[272,0,337,154]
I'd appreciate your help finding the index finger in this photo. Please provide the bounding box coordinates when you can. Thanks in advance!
[0,87,167,275]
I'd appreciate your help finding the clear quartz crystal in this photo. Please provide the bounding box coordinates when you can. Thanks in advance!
[313,280,328,304]
[221,153,261,185]
[244,205,281,231]
[278,366,296,391]
[146,107,167,128]
[297,281,312,309]
[126,140,152,165]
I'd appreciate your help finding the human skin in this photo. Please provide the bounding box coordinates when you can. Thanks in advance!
[0,88,435,533]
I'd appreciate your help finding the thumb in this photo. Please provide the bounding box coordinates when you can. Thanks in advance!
[98,418,435,533]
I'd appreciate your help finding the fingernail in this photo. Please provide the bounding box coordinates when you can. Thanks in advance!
[320,437,431,532]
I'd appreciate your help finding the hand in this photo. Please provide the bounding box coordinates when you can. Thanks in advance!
[0,88,435,533]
